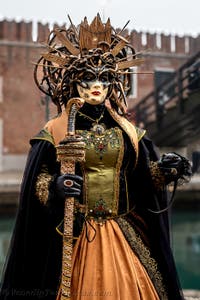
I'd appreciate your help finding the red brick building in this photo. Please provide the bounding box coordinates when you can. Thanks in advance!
[0,20,199,171]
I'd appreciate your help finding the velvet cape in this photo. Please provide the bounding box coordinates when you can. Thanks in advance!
[0,121,184,300]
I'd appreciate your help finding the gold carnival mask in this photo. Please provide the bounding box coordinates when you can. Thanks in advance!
[77,80,108,105]
[34,14,144,114]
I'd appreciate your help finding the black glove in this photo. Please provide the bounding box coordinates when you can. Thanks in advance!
[55,173,83,200]
[158,152,192,184]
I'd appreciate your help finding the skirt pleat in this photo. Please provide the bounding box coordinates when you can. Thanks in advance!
[71,219,159,300]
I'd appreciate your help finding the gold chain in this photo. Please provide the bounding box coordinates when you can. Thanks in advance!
[78,109,105,124]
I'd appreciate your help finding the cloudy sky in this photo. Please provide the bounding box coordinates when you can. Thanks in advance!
[0,0,199,37]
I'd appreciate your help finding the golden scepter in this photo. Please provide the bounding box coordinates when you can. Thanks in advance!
[56,98,85,299]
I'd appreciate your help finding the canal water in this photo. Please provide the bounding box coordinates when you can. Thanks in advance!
[171,209,200,290]
[0,209,200,289]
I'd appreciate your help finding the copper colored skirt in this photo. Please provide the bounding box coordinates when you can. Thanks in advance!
[63,219,159,300]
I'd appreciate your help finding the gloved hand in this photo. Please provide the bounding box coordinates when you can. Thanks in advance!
[55,173,83,200]
[158,152,192,184]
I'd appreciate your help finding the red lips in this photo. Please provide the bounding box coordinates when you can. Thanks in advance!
[92,91,101,96]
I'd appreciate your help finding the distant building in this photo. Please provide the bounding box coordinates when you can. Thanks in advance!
[0,19,199,171]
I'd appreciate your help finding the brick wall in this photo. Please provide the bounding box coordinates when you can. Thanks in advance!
[0,20,58,164]
[128,30,199,108]
[0,19,199,163]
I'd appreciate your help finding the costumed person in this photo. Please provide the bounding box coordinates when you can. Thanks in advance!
[0,15,192,300]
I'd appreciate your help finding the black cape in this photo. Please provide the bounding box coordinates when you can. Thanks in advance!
[0,133,184,300]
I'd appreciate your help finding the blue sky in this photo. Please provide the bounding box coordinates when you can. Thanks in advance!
[0,0,199,37]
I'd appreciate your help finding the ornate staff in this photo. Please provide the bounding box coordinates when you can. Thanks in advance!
[56,98,85,299]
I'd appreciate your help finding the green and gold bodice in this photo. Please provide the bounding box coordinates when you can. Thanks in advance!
[77,127,124,220]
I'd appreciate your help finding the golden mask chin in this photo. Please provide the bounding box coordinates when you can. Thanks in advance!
[77,81,109,105]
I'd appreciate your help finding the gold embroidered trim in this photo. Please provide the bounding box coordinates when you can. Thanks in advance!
[35,166,53,205]
[30,128,55,145]
[149,161,165,190]
[105,99,139,168]
[113,128,124,214]
[124,168,129,212]
[135,126,146,141]
[77,128,120,157]
[116,217,168,300]
[78,127,123,217]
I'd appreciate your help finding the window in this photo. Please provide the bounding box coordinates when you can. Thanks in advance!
[154,68,175,104]
[129,67,138,98]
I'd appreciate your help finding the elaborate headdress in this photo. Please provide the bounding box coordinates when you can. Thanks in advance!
[34,14,143,114]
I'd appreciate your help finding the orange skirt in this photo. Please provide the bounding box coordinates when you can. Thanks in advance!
[69,219,159,300]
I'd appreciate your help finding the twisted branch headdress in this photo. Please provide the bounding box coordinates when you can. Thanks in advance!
[34,14,143,114]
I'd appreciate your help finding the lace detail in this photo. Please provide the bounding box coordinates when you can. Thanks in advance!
[35,165,53,205]
[149,161,165,190]
[115,217,168,300]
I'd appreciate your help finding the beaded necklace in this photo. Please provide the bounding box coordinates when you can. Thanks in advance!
[78,109,106,135]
